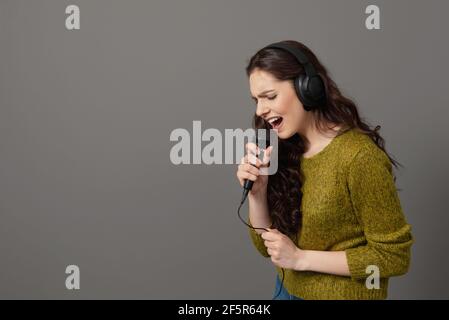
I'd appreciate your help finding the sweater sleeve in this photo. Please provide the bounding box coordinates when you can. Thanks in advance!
[345,145,413,280]
[247,217,270,258]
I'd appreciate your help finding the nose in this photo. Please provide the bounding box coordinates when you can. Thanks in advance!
[255,101,270,118]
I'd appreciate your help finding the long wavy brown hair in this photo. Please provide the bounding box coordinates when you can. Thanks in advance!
[245,40,402,239]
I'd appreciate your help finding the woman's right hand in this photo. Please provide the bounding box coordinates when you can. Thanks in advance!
[236,143,273,197]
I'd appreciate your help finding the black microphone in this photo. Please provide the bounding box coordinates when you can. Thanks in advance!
[241,169,256,204]
[240,133,269,204]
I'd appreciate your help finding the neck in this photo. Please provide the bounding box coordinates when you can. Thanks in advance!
[297,113,320,146]
[298,113,341,152]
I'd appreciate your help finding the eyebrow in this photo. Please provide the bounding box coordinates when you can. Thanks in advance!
[251,89,275,99]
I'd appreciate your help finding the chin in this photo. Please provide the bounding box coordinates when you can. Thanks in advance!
[276,129,294,140]
[270,120,295,140]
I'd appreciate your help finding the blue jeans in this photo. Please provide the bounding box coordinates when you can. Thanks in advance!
[272,275,303,300]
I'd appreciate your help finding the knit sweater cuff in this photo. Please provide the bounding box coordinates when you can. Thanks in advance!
[345,247,372,280]
[247,217,270,258]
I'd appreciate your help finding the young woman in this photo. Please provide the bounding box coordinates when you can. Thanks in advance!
[236,40,413,300]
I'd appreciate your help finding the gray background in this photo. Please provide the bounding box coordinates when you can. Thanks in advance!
[0,0,447,299]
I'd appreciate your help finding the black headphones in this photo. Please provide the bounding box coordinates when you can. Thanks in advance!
[263,42,327,111]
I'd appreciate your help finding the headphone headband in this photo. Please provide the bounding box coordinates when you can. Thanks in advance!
[263,42,317,77]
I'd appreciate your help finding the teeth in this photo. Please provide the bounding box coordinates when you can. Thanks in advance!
[268,117,281,124]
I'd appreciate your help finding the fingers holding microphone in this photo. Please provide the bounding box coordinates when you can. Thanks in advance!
[236,142,273,195]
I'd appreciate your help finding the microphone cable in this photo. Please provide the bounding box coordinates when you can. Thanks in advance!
[237,192,285,300]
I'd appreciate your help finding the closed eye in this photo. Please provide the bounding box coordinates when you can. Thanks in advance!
[252,95,276,104]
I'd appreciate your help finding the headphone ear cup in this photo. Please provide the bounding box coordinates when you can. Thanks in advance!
[296,74,326,111]
[307,75,326,105]
[295,74,313,111]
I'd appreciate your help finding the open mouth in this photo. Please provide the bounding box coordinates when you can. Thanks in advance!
[267,116,283,130]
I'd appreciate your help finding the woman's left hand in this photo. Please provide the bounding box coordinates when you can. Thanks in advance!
[261,228,304,270]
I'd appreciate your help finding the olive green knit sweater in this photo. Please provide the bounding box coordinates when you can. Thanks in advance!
[248,128,413,300]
